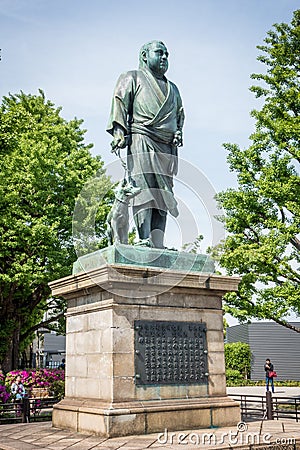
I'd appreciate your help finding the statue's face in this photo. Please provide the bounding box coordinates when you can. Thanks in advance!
[145,42,169,76]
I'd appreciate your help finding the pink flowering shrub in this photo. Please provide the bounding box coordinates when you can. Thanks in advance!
[0,369,65,403]
[5,369,65,399]
[0,384,10,403]
[0,370,11,403]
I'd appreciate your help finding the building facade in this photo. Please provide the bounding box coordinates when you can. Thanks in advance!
[226,322,300,381]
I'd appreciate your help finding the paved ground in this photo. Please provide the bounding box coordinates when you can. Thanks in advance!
[1,419,300,450]
[227,385,300,397]
[0,387,299,450]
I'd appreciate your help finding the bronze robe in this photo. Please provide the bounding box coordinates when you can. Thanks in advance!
[107,68,184,216]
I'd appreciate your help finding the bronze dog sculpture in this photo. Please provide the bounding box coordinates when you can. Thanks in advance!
[107,180,141,245]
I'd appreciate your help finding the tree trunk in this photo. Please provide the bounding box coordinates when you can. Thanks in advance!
[2,337,13,373]
[12,323,20,369]
[1,321,21,372]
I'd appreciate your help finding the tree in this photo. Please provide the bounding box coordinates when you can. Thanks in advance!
[0,91,113,371]
[223,316,229,339]
[215,10,300,332]
[224,342,251,381]
[181,235,204,253]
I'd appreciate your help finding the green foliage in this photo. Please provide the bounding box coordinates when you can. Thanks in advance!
[128,228,137,245]
[215,10,300,331]
[0,90,113,370]
[225,368,244,385]
[223,317,229,339]
[224,342,251,380]
[181,235,204,253]
[72,169,114,255]
[50,380,65,401]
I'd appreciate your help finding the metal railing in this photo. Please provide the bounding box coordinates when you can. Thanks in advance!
[231,394,267,420]
[0,397,58,424]
[231,393,300,422]
[273,396,300,422]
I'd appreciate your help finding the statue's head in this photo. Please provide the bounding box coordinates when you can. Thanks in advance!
[139,40,169,76]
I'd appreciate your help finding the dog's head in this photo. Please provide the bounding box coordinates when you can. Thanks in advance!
[116,179,141,202]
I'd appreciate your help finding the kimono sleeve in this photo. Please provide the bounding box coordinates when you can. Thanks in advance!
[106,71,137,136]
[175,85,185,131]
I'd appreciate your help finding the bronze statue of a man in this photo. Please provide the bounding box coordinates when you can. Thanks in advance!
[107,40,184,248]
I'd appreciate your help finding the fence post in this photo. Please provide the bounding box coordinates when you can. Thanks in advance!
[22,397,30,423]
[266,391,273,420]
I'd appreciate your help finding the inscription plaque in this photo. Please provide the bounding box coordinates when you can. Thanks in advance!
[134,320,208,385]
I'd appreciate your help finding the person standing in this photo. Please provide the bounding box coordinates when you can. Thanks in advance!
[11,375,26,417]
[264,358,275,393]
[107,40,184,248]
[11,375,26,400]
[59,358,65,370]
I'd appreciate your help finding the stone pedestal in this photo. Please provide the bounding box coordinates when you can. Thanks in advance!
[50,249,240,437]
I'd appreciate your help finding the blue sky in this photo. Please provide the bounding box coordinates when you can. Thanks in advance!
[1,0,299,252]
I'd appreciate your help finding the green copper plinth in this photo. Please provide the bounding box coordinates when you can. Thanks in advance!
[73,244,215,275]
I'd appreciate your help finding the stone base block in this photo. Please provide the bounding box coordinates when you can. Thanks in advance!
[52,397,240,437]
[50,262,241,438]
